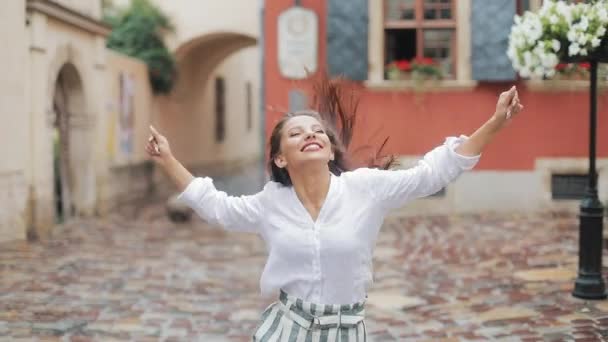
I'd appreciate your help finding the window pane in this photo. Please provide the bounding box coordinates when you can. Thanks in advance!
[386,0,415,21]
[246,82,252,131]
[423,29,454,76]
[385,29,417,64]
[384,28,416,79]
[215,77,225,142]
[423,0,452,20]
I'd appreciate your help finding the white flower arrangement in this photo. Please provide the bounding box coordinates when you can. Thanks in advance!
[507,0,608,79]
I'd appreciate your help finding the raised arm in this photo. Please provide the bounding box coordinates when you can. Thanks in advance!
[349,136,480,210]
[455,85,523,156]
[349,85,524,210]
[146,126,265,232]
[146,125,194,192]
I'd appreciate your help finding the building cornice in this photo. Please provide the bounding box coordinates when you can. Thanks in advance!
[26,0,111,37]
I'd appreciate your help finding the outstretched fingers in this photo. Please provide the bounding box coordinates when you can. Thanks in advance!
[507,91,524,120]
[150,125,160,138]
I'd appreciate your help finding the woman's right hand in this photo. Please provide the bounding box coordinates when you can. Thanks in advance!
[146,125,173,165]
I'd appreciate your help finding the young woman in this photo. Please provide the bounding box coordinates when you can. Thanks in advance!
[145,80,523,342]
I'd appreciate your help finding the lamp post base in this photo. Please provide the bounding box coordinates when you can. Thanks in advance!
[572,196,606,300]
[573,273,607,300]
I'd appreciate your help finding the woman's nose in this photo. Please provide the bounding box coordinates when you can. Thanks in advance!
[304,131,316,140]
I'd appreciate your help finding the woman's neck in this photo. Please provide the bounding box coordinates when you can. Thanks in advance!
[290,164,331,212]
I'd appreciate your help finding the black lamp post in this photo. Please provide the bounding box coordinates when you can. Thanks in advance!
[572,57,607,300]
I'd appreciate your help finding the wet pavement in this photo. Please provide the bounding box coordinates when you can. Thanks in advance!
[2,175,608,341]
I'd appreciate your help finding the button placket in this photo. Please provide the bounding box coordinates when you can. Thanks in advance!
[312,223,322,300]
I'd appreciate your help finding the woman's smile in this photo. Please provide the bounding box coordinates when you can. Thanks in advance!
[301,142,323,152]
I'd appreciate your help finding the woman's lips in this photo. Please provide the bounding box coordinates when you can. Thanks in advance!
[301,142,322,152]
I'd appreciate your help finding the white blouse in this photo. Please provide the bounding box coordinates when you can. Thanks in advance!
[177,135,480,305]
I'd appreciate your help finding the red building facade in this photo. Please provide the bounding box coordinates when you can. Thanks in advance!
[263,0,608,213]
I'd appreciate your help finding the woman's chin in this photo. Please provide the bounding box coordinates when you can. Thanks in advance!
[294,155,330,167]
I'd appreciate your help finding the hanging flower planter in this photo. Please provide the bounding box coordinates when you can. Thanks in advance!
[507,0,608,78]
[508,0,608,301]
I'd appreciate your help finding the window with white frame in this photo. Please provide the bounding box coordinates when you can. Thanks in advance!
[383,0,456,80]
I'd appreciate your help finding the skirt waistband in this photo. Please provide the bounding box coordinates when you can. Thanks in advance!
[279,289,366,317]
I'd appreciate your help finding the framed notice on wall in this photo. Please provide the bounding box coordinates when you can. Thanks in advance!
[278,6,318,79]
[119,72,135,159]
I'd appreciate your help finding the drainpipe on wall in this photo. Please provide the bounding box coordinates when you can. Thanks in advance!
[259,0,267,184]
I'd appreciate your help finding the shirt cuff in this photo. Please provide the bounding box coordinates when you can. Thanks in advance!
[444,135,481,170]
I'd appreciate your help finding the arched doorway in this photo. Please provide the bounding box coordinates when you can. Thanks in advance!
[52,63,85,223]
[157,32,258,166]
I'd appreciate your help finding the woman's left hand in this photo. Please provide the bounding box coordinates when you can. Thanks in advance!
[454,85,525,157]
[492,85,524,126]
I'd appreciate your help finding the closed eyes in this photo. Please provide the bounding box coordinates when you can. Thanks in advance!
[288,129,325,137]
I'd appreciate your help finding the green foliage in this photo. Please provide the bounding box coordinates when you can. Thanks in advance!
[105,0,176,94]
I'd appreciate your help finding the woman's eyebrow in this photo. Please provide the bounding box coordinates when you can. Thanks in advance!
[287,126,303,133]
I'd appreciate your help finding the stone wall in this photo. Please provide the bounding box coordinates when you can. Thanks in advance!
[0,0,29,242]
[99,51,154,213]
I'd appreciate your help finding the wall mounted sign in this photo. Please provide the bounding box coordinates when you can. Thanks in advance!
[119,72,135,158]
[278,6,318,79]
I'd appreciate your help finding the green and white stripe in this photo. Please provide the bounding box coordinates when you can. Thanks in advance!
[253,290,366,342]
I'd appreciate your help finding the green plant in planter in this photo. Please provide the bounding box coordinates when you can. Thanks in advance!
[410,57,442,91]
[105,0,177,94]
[411,57,443,80]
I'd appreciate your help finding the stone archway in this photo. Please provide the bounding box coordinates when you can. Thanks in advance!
[156,32,258,168]
[52,63,85,223]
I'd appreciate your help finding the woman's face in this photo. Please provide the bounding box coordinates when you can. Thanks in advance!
[274,115,334,171]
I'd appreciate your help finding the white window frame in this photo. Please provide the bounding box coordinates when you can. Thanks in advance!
[366,0,476,90]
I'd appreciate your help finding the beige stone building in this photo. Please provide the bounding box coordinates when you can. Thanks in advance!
[0,0,261,243]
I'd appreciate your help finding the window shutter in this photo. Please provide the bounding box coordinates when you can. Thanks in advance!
[326,0,368,81]
[471,0,516,81]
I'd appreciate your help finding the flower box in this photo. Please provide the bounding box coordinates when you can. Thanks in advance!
[385,57,443,81]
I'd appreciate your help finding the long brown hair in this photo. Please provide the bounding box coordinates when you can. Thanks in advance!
[268,74,395,186]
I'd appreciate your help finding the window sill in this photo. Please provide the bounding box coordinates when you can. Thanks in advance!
[364,79,478,92]
[524,79,607,92]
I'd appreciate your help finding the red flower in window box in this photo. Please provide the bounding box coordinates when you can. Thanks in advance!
[395,60,412,71]
[553,62,590,80]
[579,62,591,70]
[386,59,411,71]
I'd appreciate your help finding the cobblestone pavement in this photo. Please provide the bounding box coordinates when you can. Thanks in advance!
[3,202,608,341]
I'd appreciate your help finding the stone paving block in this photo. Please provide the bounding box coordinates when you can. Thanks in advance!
[514,267,576,282]
[31,319,88,335]
[474,306,538,324]
[366,291,427,311]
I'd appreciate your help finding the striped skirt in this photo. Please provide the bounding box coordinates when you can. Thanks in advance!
[252,289,367,342]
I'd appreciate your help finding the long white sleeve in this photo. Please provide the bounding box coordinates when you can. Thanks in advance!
[350,135,480,210]
[176,177,266,233]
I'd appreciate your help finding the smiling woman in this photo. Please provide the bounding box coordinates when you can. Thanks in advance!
[268,76,397,188]
[145,73,522,341]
